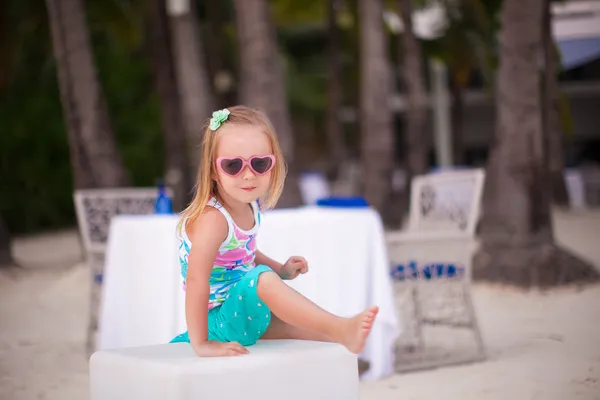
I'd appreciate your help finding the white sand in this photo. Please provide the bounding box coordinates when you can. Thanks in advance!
[1,210,600,400]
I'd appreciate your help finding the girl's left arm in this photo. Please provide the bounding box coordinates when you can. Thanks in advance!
[255,250,283,275]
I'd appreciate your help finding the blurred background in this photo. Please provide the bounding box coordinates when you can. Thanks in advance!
[2,0,600,239]
[1,0,600,399]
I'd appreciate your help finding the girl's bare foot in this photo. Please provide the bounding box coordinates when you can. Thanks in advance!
[336,306,379,354]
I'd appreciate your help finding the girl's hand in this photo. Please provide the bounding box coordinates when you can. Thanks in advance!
[193,340,249,357]
[280,256,309,280]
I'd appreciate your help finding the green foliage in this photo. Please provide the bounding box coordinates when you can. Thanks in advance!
[0,0,164,234]
[0,47,73,234]
[86,0,147,50]
[0,0,72,233]
[424,0,502,92]
[271,0,325,28]
[284,53,327,115]
[1,0,390,234]
[558,90,574,136]
[91,36,164,188]
[271,0,327,114]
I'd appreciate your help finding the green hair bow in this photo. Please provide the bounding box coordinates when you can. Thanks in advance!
[209,108,231,131]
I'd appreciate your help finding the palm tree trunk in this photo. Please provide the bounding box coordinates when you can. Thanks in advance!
[473,0,598,287]
[45,0,129,189]
[168,1,213,181]
[147,0,190,210]
[543,0,569,206]
[450,75,465,165]
[46,0,131,356]
[233,0,303,208]
[359,0,394,214]
[399,0,428,177]
[326,0,347,179]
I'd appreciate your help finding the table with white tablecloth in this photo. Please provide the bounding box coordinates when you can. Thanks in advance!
[257,207,400,380]
[98,207,400,380]
[98,215,187,351]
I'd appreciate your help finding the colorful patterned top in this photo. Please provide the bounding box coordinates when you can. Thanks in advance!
[177,197,261,310]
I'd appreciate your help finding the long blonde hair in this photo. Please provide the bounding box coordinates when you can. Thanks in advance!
[181,105,287,224]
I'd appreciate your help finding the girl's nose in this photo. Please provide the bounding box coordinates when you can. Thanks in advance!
[240,165,256,179]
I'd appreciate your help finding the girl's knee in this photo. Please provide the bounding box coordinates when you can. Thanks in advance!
[256,270,280,297]
[257,270,279,287]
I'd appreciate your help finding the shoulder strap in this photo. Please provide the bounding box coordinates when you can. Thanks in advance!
[251,199,261,227]
[177,217,191,244]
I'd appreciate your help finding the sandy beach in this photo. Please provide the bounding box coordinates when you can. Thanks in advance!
[1,209,599,399]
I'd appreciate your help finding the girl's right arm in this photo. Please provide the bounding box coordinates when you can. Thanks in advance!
[184,208,248,357]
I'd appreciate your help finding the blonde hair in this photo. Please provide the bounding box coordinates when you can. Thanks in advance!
[181,105,287,224]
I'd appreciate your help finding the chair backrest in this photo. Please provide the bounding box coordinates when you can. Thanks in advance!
[407,168,485,236]
[73,187,170,255]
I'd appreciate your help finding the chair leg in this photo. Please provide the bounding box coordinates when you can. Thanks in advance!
[461,281,486,361]
[87,254,104,356]
[411,283,425,351]
[87,277,98,354]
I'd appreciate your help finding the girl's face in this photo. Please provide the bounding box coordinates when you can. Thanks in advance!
[214,124,274,206]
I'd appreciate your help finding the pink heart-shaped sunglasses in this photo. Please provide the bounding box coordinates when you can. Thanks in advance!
[216,155,276,177]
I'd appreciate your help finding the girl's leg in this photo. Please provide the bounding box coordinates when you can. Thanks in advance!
[262,314,332,342]
[256,271,378,354]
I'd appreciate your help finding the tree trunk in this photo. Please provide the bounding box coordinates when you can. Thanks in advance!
[233,0,303,208]
[168,1,213,181]
[0,216,12,267]
[543,0,569,206]
[147,0,191,211]
[45,0,129,189]
[450,76,465,166]
[399,0,429,177]
[359,0,394,214]
[326,0,347,179]
[473,0,598,287]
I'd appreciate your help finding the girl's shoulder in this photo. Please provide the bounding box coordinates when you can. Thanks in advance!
[181,206,228,245]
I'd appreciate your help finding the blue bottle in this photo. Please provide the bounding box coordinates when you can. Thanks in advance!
[154,181,173,214]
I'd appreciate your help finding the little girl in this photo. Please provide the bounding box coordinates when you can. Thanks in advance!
[171,105,379,357]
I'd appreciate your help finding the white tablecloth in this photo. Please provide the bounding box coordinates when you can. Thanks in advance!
[98,215,187,349]
[258,207,400,380]
[98,207,400,380]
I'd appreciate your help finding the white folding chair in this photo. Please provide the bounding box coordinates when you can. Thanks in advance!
[73,188,170,353]
[386,168,486,372]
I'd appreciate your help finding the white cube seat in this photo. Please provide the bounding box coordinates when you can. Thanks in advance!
[90,340,359,400]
